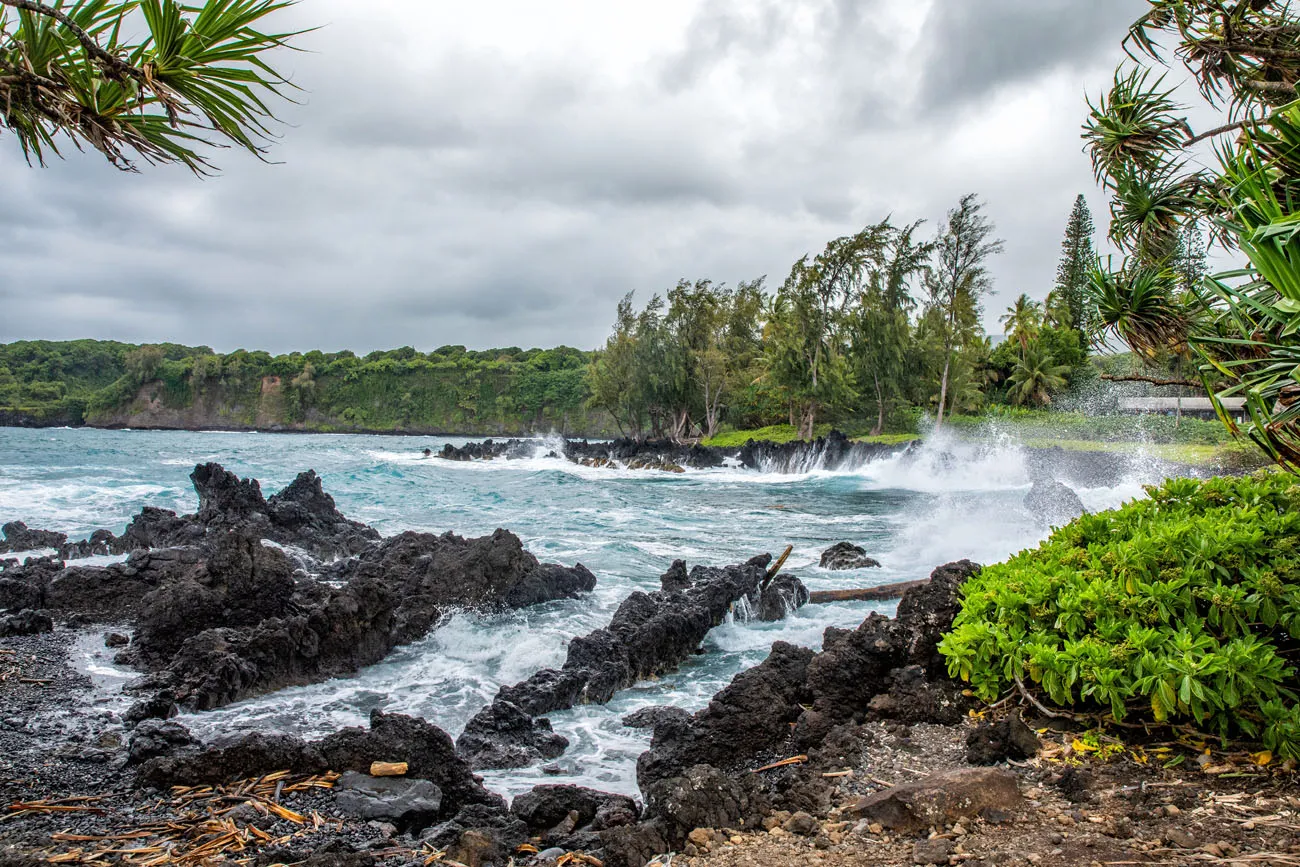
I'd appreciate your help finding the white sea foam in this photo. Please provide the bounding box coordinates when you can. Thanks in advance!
[2,425,1176,799]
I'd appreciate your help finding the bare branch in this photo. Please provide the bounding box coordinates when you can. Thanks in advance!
[1101,373,1202,387]
[1185,119,1250,146]
[1241,79,1300,97]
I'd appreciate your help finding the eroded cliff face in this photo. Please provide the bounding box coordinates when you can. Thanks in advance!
[85,379,616,436]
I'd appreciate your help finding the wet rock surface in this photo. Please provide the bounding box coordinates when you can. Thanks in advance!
[636,561,981,791]
[0,521,67,555]
[1024,479,1087,526]
[819,542,882,571]
[439,436,728,471]
[457,555,773,769]
[0,465,597,711]
[739,431,908,473]
[588,561,984,866]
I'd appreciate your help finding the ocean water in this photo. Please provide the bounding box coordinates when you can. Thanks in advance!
[0,426,1165,796]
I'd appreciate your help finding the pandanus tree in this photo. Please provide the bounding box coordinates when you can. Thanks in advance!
[1083,0,1300,470]
[1,0,304,173]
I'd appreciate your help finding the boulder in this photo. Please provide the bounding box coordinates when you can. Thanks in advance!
[1024,480,1086,526]
[621,706,690,732]
[756,574,810,621]
[421,804,529,867]
[0,521,67,554]
[849,768,1022,832]
[124,691,180,725]
[643,764,767,839]
[966,709,1042,765]
[819,542,881,571]
[659,560,690,593]
[0,609,53,637]
[127,719,199,764]
[455,701,568,770]
[335,771,443,825]
[510,785,640,835]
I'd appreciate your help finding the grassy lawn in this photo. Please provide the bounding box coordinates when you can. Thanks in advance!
[702,413,1264,469]
[702,425,920,448]
[1013,436,1267,468]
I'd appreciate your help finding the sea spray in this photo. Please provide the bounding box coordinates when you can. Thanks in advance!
[0,425,1172,798]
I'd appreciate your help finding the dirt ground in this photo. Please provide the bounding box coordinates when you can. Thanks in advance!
[659,720,1300,867]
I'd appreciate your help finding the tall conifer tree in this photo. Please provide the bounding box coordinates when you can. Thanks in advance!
[1053,195,1096,337]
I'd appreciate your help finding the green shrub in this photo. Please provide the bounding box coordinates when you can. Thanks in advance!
[939,473,1300,757]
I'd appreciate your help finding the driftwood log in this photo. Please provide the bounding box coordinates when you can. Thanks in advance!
[808,580,928,605]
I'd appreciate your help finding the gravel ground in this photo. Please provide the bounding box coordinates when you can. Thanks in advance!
[6,631,1300,867]
[669,721,1300,867]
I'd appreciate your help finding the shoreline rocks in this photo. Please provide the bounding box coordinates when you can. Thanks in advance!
[819,542,882,571]
[457,556,789,770]
[0,464,599,712]
[594,560,982,867]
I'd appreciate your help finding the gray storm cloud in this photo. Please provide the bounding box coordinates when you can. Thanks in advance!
[0,0,1147,353]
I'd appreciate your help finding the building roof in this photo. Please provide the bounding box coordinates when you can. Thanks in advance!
[1118,397,1246,412]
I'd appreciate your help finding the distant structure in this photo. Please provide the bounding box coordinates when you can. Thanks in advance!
[1118,396,1246,422]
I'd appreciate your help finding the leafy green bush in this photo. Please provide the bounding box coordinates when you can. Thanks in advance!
[940,473,1300,757]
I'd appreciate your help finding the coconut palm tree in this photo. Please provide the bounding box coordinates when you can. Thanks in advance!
[1007,343,1071,407]
[999,294,1044,353]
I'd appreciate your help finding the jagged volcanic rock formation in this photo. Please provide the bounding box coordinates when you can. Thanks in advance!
[819,542,882,571]
[1,464,380,562]
[456,555,780,769]
[0,464,598,711]
[738,430,908,473]
[594,560,982,867]
[438,436,726,471]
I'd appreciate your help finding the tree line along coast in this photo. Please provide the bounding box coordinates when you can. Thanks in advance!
[0,193,1206,444]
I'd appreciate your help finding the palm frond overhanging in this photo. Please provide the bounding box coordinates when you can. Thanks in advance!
[0,0,305,173]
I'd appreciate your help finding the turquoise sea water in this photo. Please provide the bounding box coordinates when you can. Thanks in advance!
[0,426,1160,796]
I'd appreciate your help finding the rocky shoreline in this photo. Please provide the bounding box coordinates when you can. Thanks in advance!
[434,430,1209,486]
[1,456,1284,867]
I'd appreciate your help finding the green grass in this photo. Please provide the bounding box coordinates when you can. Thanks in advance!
[703,424,831,448]
[857,433,922,446]
[1015,436,1268,468]
[702,425,921,449]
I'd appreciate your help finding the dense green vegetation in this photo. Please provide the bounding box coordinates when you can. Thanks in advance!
[941,474,1300,757]
[0,339,610,435]
[589,197,1098,442]
[1082,0,1300,471]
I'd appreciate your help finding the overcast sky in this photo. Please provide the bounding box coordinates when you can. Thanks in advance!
[2,0,1160,354]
